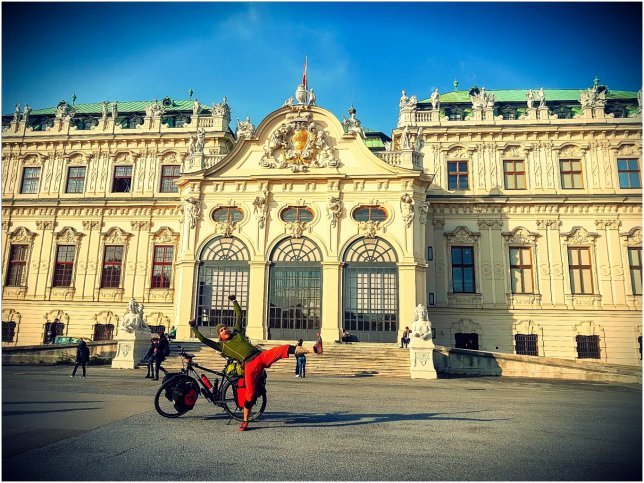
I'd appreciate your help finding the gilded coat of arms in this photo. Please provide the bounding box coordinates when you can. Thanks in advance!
[260,116,338,172]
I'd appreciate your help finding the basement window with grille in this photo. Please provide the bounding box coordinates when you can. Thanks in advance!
[576,335,600,359]
[515,334,538,356]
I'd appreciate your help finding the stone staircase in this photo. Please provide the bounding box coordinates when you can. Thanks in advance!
[157,340,411,378]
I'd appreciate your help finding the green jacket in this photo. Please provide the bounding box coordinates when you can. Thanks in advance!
[191,300,260,363]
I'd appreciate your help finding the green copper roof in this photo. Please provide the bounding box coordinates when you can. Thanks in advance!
[419,89,639,104]
[25,99,195,116]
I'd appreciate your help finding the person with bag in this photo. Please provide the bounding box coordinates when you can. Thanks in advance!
[70,339,90,378]
[153,333,170,380]
[189,294,323,431]
[144,337,158,379]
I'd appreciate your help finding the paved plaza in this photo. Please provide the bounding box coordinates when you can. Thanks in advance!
[2,365,642,481]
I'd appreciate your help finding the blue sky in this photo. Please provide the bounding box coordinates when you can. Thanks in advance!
[2,2,642,132]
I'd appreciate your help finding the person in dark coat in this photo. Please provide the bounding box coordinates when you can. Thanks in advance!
[153,333,170,380]
[144,337,158,378]
[70,339,90,378]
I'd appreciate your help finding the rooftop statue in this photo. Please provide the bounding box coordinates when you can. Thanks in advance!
[342,107,365,138]
[538,87,546,108]
[401,125,412,149]
[101,101,109,120]
[282,97,294,108]
[212,97,230,117]
[295,84,307,104]
[236,116,255,139]
[526,89,535,109]
[309,89,316,106]
[22,104,31,123]
[430,89,440,110]
[580,84,607,108]
[12,104,20,123]
[470,86,495,109]
[111,101,118,119]
[399,89,409,109]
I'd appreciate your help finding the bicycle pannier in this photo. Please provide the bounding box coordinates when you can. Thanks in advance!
[162,373,182,401]
[171,379,199,412]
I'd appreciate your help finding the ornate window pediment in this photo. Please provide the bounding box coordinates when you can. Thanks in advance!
[502,145,524,158]
[621,227,642,247]
[55,227,84,245]
[447,146,470,159]
[102,227,132,244]
[558,145,586,159]
[512,319,540,335]
[151,227,179,244]
[502,227,539,245]
[9,226,37,244]
[561,226,598,246]
[617,144,641,158]
[445,226,480,245]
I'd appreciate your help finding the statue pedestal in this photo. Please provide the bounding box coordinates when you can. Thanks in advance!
[409,338,437,379]
[111,329,151,369]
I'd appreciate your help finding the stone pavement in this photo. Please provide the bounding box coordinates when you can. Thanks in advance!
[2,365,642,481]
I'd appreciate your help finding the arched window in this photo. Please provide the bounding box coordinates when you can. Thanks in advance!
[280,206,314,223]
[268,237,322,341]
[342,237,398,343]
[211,206,244,223]
[196,237,250,327]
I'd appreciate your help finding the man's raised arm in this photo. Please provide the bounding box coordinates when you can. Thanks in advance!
[229,294,244,334]
[188,319,222,352]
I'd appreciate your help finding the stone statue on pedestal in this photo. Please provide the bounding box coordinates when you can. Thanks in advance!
[112,299,152,370]
[409,303,437,379]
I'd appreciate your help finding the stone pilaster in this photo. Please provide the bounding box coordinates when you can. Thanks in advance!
[245,261,268,341]
[536,219,565,308]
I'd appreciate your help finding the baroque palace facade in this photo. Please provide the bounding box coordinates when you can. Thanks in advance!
[2,81,642,367]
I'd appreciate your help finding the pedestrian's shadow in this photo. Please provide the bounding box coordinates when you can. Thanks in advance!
[253,409,511,428]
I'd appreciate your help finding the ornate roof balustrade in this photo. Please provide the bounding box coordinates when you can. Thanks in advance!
[375,150,423,170]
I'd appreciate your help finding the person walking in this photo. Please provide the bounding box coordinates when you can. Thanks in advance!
[144,337,158,378]
[295,339,307,378]
[70,339,90,378]
[153,333,170,380]
[189,294,322,431]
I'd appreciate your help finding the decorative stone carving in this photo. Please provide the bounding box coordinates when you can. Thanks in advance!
[358,220,380,239]
[9,226,37,244]
[36,221,56,231]
[418,202,429,224]
[287,221,306,239]
[617,144,641,157]
[410,304,432,341]
[236,117,255,139]
[12,104,20,123]
[102,227,132,244]
[151,227,179,244]
[215,220,235,238]
[447,146,469,159]
[445,226,480,245]
[469,86,495,109]
[579,84,607,109]
[119,299,149,334]
[526,89,535,109]
[536,219,561,230]
[55,227,84,245]
[561,226,598,246]
[82,220,103,231]
[558,145,585,158]
[594,219,621,230]
[400,193,415,228]
[327,196,343,228]
[513,319,540,335]
[182,197,201,229]
[342,106,366,138]
[211,96,230,119]
[260,119,338,172]
[253,192,269,229]
[621,227,642,246]
[502,227,539,245]
[430,89,440,111]
[144,99,164,118]
[503,146,523,158]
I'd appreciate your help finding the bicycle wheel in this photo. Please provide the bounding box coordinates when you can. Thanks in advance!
[220,378,267,422]
[154,375,196,418]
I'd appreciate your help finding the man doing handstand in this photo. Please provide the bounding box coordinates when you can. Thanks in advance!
[189,294,322,431]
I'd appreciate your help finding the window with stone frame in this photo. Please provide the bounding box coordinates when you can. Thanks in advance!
[617,159,641,189]
[567,247,594,295]
[448,161,469,190]
[628,247,642,295]
[2,321,16,342]
[52,245,76,287]
[280,206,315,223]
[212,206,244,223]
[509,247,534,293]
[576,334,600,359]
[560,159,584,189]
[451,246,475,293]
[503,160,526,190]
[515,334,539,356]
[20,167,41,194]
[112,165,133,193]
[65,166,86,193]
[5,245,28,286]
[151,245,174,289]
[100,245,124,288]
[352,206,387,223]
[159,165,180,193]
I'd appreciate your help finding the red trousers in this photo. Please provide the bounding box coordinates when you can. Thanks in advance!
[243,344,290,407]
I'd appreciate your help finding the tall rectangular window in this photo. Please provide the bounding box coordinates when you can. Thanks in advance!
[515,334,539,356]
[560,159,583,189]
[576,335,600,359]
[101,246,123,288]
[6,245,28,286]
[503,160,526,189]
[509,247,534,293]
[628,247,642,295]
[160,165,180,193]
[2,322,16,342]
[448,161,469,190]
[151,246,174,288]
[451,246,475,293]
[53,245,76,287]
[65,166,86,193]
[568,247,593,295]
[617,159,641,189]
[20,167,41,194]
[112,166,132,193]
